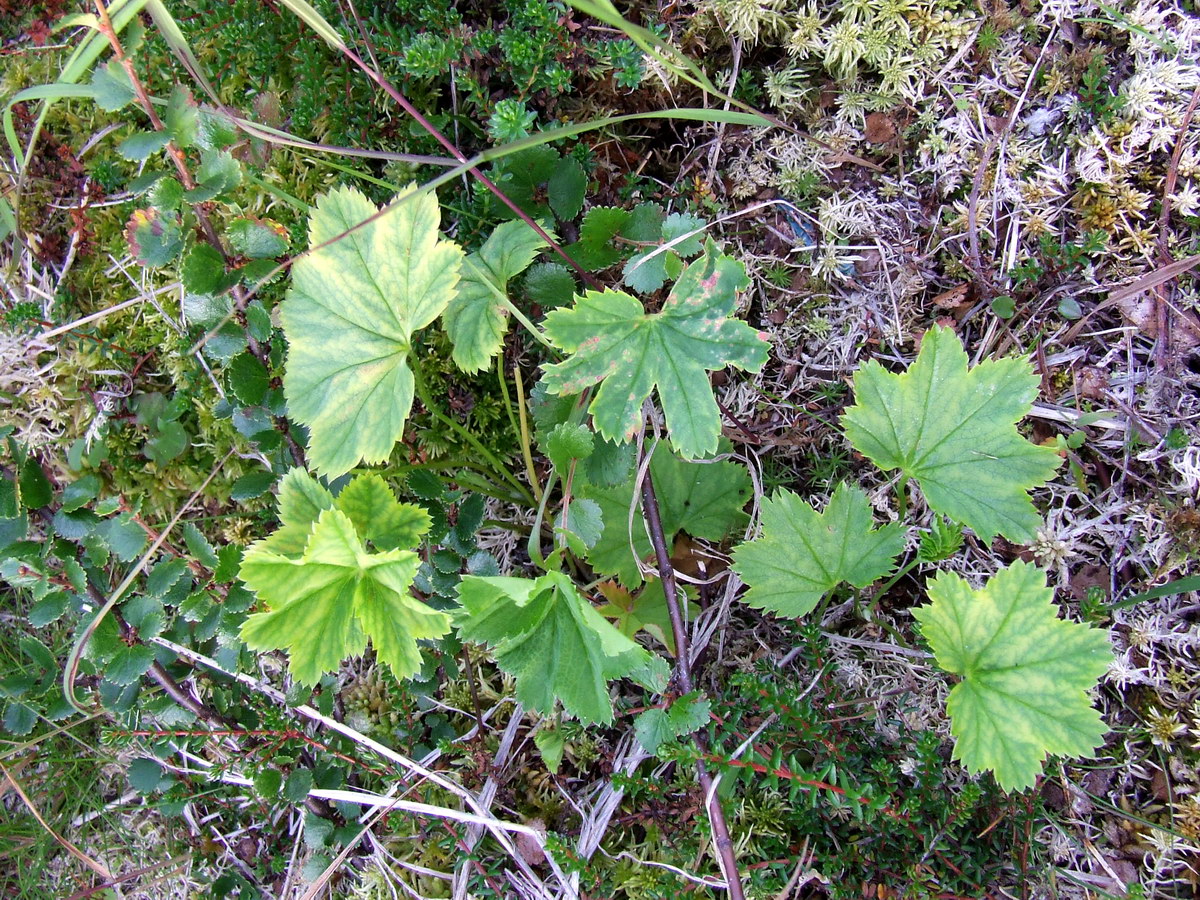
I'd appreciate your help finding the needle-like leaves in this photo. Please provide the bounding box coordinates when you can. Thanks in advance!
[731,483,905,617]
[541,241,769,458]
[913,561,1110,792]
[840,326,1060,543]
[281,185,463,477]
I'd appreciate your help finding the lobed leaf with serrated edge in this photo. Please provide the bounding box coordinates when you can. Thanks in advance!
[840,326,1060,543]
[281,185,462,477]
[240,508,448,685]
[443,220,548,373]
[455,572,647,724]
[913,561,1110,792]
[732,483,905,618]
[542,241,768,458]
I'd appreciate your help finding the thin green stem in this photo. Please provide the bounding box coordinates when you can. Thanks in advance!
[895,474,909,520]
[464,257,555,352]
[409,364,533,506]
[499,358,542,503]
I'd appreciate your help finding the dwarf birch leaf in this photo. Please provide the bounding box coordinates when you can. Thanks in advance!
[456,572,648,724]
[565,206,629,271]
[282,185,463,477]
[913,561,1110,792]
[542,241,768,458]
[443,220,547,373]
[732,484,904,618]
[840,326,1060,543]
[239,508,449,685]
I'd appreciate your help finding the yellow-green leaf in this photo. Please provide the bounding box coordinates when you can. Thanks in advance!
[442,219,546,373]
[281,185,463,477]
[840,326,1061,543]
[240,508,448,684]
[913,561,1110,792]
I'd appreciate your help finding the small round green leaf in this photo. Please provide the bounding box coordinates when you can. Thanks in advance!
[181,243,226,295]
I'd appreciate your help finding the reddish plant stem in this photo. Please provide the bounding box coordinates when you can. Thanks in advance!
[640,472,746,900]
[325,41,601,290]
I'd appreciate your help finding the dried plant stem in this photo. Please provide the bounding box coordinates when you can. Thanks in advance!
[639,473,746,900]
[1153,84,1200,369]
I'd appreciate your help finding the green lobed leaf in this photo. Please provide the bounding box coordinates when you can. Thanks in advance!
[164,83,198,148]
[456,571,648,724]
[184,149,241,203]
[542,241,768,458]
[840,326,1061,543]
[90,58,135,111]
[582,442,751,587]
[334,474,430,551]
[443,219,547,373]
[281,185,463,477]
[913,561,1110,792]
[256,468,335,558]
[239,508,449,685]
[731,484,905,618]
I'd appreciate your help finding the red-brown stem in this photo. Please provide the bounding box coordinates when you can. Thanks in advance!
[326,41,601,290]
[640,471,746,900]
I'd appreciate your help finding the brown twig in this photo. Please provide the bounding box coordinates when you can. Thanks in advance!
[965,105,1018,300]
[1151,85,1200,369]
[640,472,747,900]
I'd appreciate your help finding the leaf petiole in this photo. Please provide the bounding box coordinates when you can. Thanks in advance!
[409,363,534,506]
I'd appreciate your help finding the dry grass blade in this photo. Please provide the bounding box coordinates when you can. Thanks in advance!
[0,760,113,882]
[150,637,578,899]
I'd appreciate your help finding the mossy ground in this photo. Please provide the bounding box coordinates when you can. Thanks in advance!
[2,0,1200,897]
